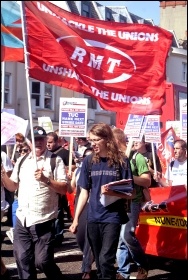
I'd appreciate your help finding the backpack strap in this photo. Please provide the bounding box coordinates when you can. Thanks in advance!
[130,151,138,173]
[17,153,57,181]
[52,146,64,155]
[50,153,57,179]
[170,160,175,171]
[17,153,29,182]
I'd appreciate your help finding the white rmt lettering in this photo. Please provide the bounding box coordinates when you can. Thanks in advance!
[87,53,104,70]
[71,47,121,73]
[70,47,86,63]
[107,58,121,73]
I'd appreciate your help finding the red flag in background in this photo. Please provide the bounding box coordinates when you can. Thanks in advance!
[22,1,173,115]
[1,1,24,62]
[156,127,179,177]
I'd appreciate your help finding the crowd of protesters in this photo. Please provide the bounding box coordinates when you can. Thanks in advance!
[1,123,187,280]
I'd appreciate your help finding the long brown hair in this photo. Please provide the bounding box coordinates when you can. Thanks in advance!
[89,123,127,167]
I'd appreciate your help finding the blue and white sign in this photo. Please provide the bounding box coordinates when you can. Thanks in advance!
[124,114,144,138]
[144,115,161,143]
[59,98,88,137]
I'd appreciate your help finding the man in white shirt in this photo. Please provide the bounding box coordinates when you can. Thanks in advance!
[1,126,69,280]
[154,139,187,188]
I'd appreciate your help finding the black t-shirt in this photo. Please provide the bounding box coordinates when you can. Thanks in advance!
[51,146,71,166]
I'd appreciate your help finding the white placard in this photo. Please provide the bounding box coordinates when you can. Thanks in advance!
[59,98,88,137]
[38,116,53,133]
[179,100,187,141]
[144,115,161,143]
[1,112,28,145]
[124,114,144,138]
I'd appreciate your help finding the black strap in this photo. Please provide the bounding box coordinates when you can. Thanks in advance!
[50,154,57,177]
[170,160,175,170]
[17,153,29,182]
[52,146,64,155]
[130,151,138,173]
[17,153,57,181]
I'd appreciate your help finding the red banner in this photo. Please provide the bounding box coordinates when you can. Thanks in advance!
[1,1,24,62]
[156,127,179,177]
[23,1,172,115]
[136,186,187,260]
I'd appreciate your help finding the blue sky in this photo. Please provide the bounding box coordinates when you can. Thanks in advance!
[97,1,160,25]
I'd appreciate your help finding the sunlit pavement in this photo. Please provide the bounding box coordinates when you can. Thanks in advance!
[1,216,187,279]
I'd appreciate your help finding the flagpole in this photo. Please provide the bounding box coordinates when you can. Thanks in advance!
[20,2,37,167]
[1,61,5,110]
[68,136,73,174]
[151,142,157,181]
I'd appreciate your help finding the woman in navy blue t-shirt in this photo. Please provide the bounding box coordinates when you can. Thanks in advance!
[69,123,134,279]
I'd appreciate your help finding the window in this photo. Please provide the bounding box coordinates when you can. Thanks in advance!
[82,3,90,17]
[44,83,52,109]
[31,81,40,106]
[120,16,126,23]
[4,73,11,104]
[30,80,54,109]
[182,62,187,82]
[106,10,112,21]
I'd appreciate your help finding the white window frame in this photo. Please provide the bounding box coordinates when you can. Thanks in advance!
[29,79,54,110]
[182,62,187,83]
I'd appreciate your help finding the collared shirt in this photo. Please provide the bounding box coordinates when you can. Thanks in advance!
[10,150,67,227]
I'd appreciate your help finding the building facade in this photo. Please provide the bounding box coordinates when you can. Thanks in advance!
[2,1,187,133]
[159,1,187,47]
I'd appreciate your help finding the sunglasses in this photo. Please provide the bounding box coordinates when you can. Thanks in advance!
[19,148,29,153]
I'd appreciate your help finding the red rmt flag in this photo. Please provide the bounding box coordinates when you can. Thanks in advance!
[23,1,173,115]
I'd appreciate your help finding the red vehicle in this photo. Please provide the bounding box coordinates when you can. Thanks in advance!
[116,82,186,132]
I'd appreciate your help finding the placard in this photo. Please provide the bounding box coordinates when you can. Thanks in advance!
[59,98,88,137]
[166,121,181,138]
[144,115,161,143]
[1,112,28,145]
[124,114,144,138]
[179,100,187,141]
[38,116,53,133]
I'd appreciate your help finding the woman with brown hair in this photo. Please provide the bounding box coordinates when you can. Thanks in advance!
[69,123,134,279]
